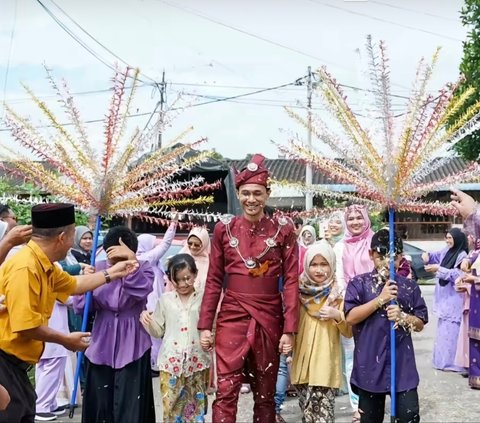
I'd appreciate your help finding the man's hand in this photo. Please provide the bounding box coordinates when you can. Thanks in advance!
[63,331,91,352]
[0,295,5,313]
[378,279,398,304]
[200,330,214,352]
[318,305,341,322]
[107,259,139,280]
[278,333,294,355]
[80,264,95,275]
[451,188,477,218]
[106,238,136,262]
[424,264,439,273]
[421,252,429,264]
[3,225,32,247]
[139,310,153,328]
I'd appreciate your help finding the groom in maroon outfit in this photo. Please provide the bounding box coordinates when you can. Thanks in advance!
[198,154,299,422]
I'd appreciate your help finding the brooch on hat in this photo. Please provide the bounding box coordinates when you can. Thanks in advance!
[247,162,258,172]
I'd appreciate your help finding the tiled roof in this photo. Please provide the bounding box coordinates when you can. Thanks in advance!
[227,157,473,186]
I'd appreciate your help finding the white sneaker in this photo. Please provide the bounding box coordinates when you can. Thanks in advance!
[34,413,57,421]
[52,405,67,416]
[240,384,251,394]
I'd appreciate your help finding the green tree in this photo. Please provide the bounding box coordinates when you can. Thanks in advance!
[448,0,480,161]
[0,177,89,225]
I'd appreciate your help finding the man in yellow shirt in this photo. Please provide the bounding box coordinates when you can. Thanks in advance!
[0,203,139,423]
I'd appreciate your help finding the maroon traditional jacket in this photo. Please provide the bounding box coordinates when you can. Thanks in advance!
[198,214,299,335]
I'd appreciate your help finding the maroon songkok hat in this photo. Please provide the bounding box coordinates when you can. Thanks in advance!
[31,203,76,229]
[234,154,270,189]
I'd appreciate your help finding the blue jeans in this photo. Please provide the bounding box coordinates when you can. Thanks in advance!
[274,354,289,414]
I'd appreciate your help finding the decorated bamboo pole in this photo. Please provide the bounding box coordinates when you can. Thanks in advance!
[69,215,102,417]
[388,208,396,420]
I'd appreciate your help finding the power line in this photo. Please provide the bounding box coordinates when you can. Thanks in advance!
[156,0,346,69]
[46,0,161,86]
[35,0,117,74]
[370,1,459,22]
[306,0,463,42]
[3,83,151,104]
[0,78,306,132]
[34,0,160,87]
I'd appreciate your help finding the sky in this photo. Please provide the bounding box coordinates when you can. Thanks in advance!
[0,0,469,159]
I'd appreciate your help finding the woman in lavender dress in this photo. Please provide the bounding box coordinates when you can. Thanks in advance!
[452,188,480,388]
[423,227,468,372]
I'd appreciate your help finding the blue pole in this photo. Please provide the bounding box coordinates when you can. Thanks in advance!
[388,208,396,422]
[69,215,102,418]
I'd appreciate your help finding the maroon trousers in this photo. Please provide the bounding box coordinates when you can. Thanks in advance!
[214,348,279,423]
[212,287,283,423]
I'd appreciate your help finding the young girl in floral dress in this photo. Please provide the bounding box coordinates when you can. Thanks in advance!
[140,253,210,422]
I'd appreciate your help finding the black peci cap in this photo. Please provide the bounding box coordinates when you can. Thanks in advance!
[31,203,75,229]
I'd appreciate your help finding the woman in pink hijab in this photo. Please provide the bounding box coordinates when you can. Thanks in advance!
[334,204,375,292]
[179,226,211,290]
[333,204,374,422]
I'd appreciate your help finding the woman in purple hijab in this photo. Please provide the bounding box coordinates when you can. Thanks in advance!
[451,189,480,388]
[423,227,468,372]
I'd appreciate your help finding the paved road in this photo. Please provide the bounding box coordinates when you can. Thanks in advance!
[59,284,480,423]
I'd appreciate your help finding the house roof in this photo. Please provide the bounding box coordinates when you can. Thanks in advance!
[226,157,474,187]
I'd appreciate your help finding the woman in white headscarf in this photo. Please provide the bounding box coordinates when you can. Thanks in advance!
[298,225,317,275]
[179,226,211,290]
[326,211,345,247]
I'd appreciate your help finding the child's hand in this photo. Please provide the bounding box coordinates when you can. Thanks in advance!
[139,310,153,328]
[278,334,294,354]
[386,304,401,323]
[106,238,136,261]
[318,305,340,322]
[378,279,397,304]
[421,252,429,264]
[200,330,213,352]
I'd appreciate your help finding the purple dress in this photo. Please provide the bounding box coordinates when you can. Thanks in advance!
[465,210,480,388]
[428,248,467,371]
[73,260,154,368]
[73,260,155,423]
[344,271,428,393]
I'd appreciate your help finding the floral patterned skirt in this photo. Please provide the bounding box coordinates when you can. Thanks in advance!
[160,369,209,422]
[295,384,335,423]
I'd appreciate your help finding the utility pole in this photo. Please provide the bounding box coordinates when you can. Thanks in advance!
[305,66,314,211]
[155,70,166,150]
